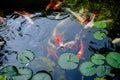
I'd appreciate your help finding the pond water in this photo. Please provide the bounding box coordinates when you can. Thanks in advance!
[0,12,119,80]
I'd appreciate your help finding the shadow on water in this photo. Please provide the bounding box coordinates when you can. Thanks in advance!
[0,11,120,80]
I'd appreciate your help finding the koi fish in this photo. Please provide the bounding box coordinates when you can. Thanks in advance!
[55,32,61,45]
[76,40,84,59]
[47,47,58,59]
[14,11,34,24]
[0,17,6,22]
[46,0,63,11]
[112,38,120,44]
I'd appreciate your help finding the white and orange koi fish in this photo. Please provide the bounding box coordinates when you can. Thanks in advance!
[76,40,84,59]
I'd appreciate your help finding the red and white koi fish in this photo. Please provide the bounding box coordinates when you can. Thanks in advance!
[76,40,84,59]
[14,11,34,24]
[47,47,58,59]
[0,17,6,22]
[46,0,63,11]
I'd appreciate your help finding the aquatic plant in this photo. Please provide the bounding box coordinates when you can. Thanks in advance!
[79,62,96,76]
[106,52,120,68]
[31,70,53,80]
[12,67,33,80]
[91,54,105,65]
[17,50,34,64]
[0,75,6,80]
[93,31,106,40]
[94,21,107,29]
[96,65,114,77]
[94,76,106,80]
[58,53,79,70]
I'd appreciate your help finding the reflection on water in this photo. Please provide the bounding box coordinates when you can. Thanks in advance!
[0,12,117,80]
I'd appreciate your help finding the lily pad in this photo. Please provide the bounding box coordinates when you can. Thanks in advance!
[58,53,79,70]
[94,21,107,28]
[106,52,120,68]
[79,62,96,76]
[96,65,115,77]
[0,75,7,80]
[17,50,34,64]
[91,54,105,65]
[31,71,53,80]
[12,67,33,80]
[93,31,106,40]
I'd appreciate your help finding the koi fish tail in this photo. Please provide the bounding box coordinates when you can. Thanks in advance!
[47,47,58,59]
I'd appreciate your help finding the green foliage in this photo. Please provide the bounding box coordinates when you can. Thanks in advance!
[91,54,105,65]
[93,31,106,40]
[58,53,79,70]
[0,75,6,80]
[31,71,52,80]
[94,21,107,28]
[17,50,34,64]
[79,62,96,76]
[106,52,120,68]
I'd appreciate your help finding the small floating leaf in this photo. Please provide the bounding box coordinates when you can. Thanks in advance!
[106,52,120,68]
[31,71,53,80]
[12,67,33,80]
[93,31,106,40]
[0,75,7,80]
[96,65,115,77]
[58,53,79,70]
[79,62,96,76]
[94,21,107,28]
[94,76,106,80]
[91,54,105,65]
[17,50,34,64]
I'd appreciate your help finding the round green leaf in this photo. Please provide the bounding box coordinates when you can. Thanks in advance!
[17,50,34,64]
[58,53,79,70]
[93,31,106,40]
[79,62,96,76]
[106,52,120,68]
[31,71,53,80]
[91,54,105,65]
[0,65,18,76]
[12,67,33,80]
[0,75,6,80]
[94,21,107,28]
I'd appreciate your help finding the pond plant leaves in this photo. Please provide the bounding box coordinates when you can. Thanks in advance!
[31,70,53,80]
[96,65,115,77]
[94,21,107,28]
[91,54,105,65]
[0,75,6,80]
[17,50,34,64]
[106,52,120,68]
[93,31,106,40]
[79,62,96,76]
[12,67,33,80]
[58,53,79,70]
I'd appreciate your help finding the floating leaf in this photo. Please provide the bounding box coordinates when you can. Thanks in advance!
[58,53,79,70]
[91,54,105,65]
[94,21,107,28]
[106,52,120,68]
[94,76,106,80]
[0,75,7,80]
[93,31,106,40]
[12,67,33,80]
[96,65,115,77]
[31,71,53,80]
[79,62,96,76]
[17,50,34,64]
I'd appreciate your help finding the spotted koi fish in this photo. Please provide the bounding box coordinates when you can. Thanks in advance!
[47,47,58,59]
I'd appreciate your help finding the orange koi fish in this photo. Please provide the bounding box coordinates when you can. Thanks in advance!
[47,47,58,59]
[76,40,84,59]
[55,32,61,45]
[46,0,63,11]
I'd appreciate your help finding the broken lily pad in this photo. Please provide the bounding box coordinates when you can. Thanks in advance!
[93,31,106,40]
[12,67,33,80]
[106,52,120,68]
[79,62,96,76]
[91,54,105,65]
[94,21,107,28]
[58,53,79,70]
[17,50,34,64]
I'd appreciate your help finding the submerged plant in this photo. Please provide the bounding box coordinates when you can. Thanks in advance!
[58,53,79,70]
[106,52,120,68]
